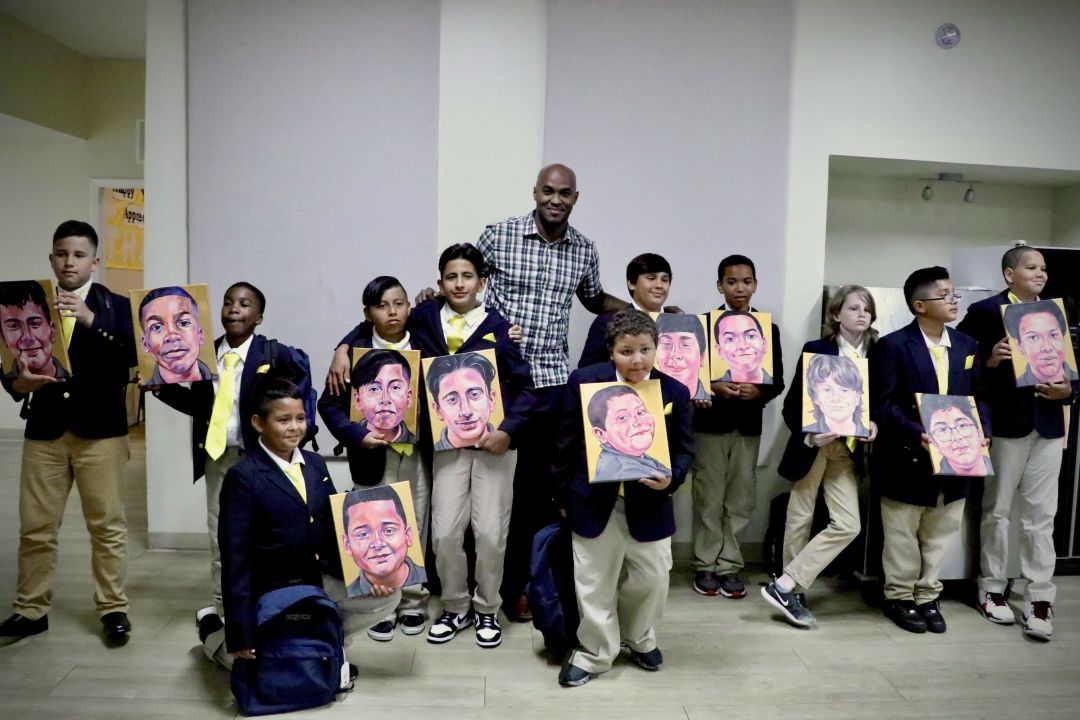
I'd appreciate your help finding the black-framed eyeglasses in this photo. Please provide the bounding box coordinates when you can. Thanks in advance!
[930,420,977,443]
[916,293,962,303]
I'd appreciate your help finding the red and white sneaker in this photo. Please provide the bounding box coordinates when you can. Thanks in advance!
[979,592,1015,625]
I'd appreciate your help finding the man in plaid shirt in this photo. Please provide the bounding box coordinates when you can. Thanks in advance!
[476,164,627,621]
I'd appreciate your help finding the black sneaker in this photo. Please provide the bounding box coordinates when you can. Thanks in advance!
[884,600,927,634]
[426,611,472,644]
[558,663,593,687]
[474,612,502,648]
[0,613,48,645]
[693,570,720,596]
[717,573,746,599]
[367,620,396,642]
[916,600,946,634]
[195,607,224,644]
[101,611,132,647]
[398,614,425,636]
[761,581,815,627]
[628,647,663,671]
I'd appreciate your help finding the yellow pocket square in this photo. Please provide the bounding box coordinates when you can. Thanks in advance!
[664,402,673,416]
[256,364,271,374]
[964,355,974,370]
[483,332,497,343]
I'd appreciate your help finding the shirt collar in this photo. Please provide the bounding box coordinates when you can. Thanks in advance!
[218,333,254,363]
[259,437,304,474]
[920,327,952,349]
[70,278,93,299]
[837,334,866,358]
[440,302,487,331]
[372,329,411,350]
[1007,290,1039,304]
[524,210,579,245]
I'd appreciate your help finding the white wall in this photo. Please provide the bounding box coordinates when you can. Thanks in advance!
[1052,186,1080,248]
[826,175,1054,288]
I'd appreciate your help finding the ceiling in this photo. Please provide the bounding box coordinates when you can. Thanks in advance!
[0,0,146,58]
[830,155,1080,188]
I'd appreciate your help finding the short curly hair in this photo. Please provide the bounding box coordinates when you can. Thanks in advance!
[604,308,658,350]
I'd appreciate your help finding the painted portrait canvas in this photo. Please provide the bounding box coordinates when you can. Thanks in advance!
[422,348,504,451]
[916,393,994,477]
[349,347,421,445]
[0,279,73,380]
[581,379,672,484]
[330,481,427,599]
[654,313,711,400]
[131,284,218,386]
[1000,299,1078,388]
[800,352,871,438]
[709,309,774,384]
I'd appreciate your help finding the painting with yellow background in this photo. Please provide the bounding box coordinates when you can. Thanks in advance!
[800,352,871,438]
[422,348,504,451]
[709,309,774,384]
[651,312,712,400]
[1000,298,1079,388]
[331,481,427,599]
[581,379,672,484]
[349,347,421,444]
[916,393,994,477]
[130,284,217,387]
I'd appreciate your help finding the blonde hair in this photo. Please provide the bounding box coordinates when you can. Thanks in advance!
[823,285,879,346]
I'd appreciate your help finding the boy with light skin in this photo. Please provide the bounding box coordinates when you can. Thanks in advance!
[428,353,498,450]
[690,255,784,599]
[957,246,1076,639]
[655,314,708,400]
[0,220,136,647]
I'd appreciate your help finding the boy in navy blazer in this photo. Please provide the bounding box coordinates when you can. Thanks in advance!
[151,281,307,665]
[219,379,398,663]
[0,221,137,647]
[871,267,990,635]
[409,244,536,648]
[956,246,1075,640]
[553,309,694,687]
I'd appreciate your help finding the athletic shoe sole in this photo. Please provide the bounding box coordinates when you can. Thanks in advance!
[760,585,814,627]
[367,627,395,642]
[427,617,472,644]
[1022,619,1052,641]
[719,586,746,599]
[398,617,426,636]
[476,633,502,648]
[692,582,719,597]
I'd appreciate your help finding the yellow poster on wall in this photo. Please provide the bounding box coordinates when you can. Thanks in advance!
[102,187,144,270]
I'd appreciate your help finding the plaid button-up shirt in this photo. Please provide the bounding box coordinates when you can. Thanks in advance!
[477,212,603,388]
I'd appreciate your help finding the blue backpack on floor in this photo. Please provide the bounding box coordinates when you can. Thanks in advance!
[528,522,579,652]
[230,585,345,716]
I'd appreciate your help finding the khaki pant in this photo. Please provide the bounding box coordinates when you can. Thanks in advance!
[431,448,516,615]
[370,449,431,620]
[691,431,759,573]
[201,445,244,667]
[15,433,130,620]
[880,493,964,604]
[980,432,1060,603]
[783,441,861,589]
[570,498,672,674]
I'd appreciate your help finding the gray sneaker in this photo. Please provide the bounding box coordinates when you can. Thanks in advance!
[761,581,815,627]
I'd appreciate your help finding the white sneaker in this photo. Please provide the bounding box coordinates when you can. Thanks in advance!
[1023,602,1054,641]
[426,611,471,644]
[979,592,1015,625]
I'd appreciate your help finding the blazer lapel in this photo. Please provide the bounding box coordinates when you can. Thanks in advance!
[302,459,333,503]
[252,447,307,507]
[238,335,268,397]
[944,328,967,395]
[903,322,940,393]
[461,312,499,354]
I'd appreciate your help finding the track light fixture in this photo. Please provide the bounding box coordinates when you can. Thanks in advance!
[964,186,975,203]
[918,172,982,203]
[922,185,933,201]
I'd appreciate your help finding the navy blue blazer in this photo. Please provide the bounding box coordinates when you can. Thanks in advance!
[408,298,536,444]
[219,445,340,652]
[777,337,871,482]
[553,363,694,542]
[153,334,306,481]
[956,290,1077,439]
[577,312,615,369]
[692,306,785,436]
[870,320,991,507]
[2,283,136,441]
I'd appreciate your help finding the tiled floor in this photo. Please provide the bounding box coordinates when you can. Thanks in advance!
[1,429,1078,719]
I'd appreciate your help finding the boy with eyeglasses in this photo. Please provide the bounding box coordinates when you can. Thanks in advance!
[870,266,990,634]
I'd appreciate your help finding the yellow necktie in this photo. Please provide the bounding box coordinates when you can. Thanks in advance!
[61,285,90,348]
[447,314,467,354]
[285,462,308,504]
[390,442,414,457]
[205,352,240,460]
[930,345,948,394]
[1007,291,1022,305]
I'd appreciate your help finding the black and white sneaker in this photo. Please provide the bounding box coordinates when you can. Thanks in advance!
[367,619,396,642]
[426,611,472,644]
[398,613,425,636]
[474,612,502,648]
[761,581,815,627]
